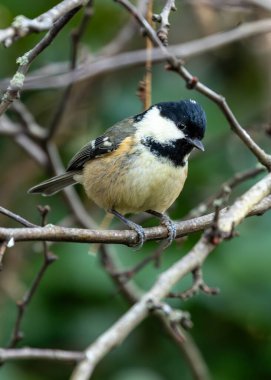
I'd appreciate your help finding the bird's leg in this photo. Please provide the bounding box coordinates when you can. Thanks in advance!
[145,209,177,248]
[109,209,146,249]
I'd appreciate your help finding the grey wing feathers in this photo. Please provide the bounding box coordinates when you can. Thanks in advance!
[28,172,79,196]
[66,142,96,171]
[66,138,115,171]
[66,117,136,171]
[28,117,136,196]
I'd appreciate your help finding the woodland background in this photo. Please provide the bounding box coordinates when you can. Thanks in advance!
[0,1,271,379]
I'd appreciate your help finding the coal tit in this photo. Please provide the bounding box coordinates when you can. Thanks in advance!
[29,99,206,248]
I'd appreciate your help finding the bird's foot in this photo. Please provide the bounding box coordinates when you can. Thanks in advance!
[125,220,146,250]
[146,210,177,249]
[160,214,177,248]
[109,209,146,250]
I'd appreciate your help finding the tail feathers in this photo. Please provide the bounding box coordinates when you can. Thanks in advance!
[28,172,80,196]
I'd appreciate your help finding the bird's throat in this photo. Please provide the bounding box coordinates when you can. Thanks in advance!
[141,137,192,166]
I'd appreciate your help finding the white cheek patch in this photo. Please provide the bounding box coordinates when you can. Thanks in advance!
[135,106,185,143]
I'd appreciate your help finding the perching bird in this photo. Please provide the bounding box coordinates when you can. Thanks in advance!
[29,99,206,248]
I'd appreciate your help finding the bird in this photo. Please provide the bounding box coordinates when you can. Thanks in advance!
[29,99,206,248]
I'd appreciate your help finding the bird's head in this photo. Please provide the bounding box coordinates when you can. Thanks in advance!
[157,99,206,151]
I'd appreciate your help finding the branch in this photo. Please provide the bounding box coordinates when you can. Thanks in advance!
[168,267,220,300]
[0,0,87,47]
[8,206,57,347]
[139,0,153,110]
[187,165,265,218]
[99,246,211,380]
[17,18,271,90]
[153,0,177,45]
[164,324,212,380]
[0,5,82,116]
[249,0,271,10]
[116,0,271,169]
[0,206,37,227]
[11,101,47,139]
[47,0,94,141]
[188,0,271,12]
[0,347,84,362]
[0,241,8,271]
[0,191,270,245]
[70,173,271,380]
[0,115,49,166]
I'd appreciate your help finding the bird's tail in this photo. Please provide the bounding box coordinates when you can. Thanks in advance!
[28,172,80,196]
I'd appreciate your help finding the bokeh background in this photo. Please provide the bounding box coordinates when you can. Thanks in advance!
[0,1,271,379]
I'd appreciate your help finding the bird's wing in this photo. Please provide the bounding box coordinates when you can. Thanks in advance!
[66,117,136,171]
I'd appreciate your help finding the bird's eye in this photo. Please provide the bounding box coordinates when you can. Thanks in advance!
[178,122,185,130]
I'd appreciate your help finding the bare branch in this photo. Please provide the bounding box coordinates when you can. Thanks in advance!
[0,206,37,228]
[116,0,271,169]
[99,245,212,380]
[249,0,271,10]
[187,0,271,12]
[163,324,212,380]
[47,0,94,141]
[69,172,271,379]
[0,241,8,271]
[0,5,82,116]
[188,166,265,218]
[153,0,177,45]
[0,0,88,47]
[11,101,47,140]
[8,206,57,348]
[0,191,270,246]
[168,267,220,300]
[0,347,84,362]
[18,18,271,90]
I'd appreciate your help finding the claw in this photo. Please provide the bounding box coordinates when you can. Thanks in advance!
[160,214,177,249]
[146,210,177,249]
[109,209,146,250]
[126,220,146,249]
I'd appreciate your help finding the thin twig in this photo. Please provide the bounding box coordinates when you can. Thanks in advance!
[153,0,176,46]
[112,244,165,285]
[164,323,211,380]
[47,0,94,141]
[0,5,82,116]
[0,206,37,227]
[11,101,46,140]
[116,0,271,170]
[99,246,211,380]
[0,241,8,271]
[137,0,153,109]
[187,0,271,12]
[1,104,49,165]
[144,0,153,109]
[8,206,57,348]
[99,245,142,303]
[18,18,271,90]
[4,18,271,90]
[0,0,87,47]
[0,347,85,362]
[168,267,220,300]
[187,166,265,218]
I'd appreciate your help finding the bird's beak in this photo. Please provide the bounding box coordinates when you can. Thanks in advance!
[186,137,205,151]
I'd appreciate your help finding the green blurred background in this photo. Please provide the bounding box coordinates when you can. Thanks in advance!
[0,1,271,379]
